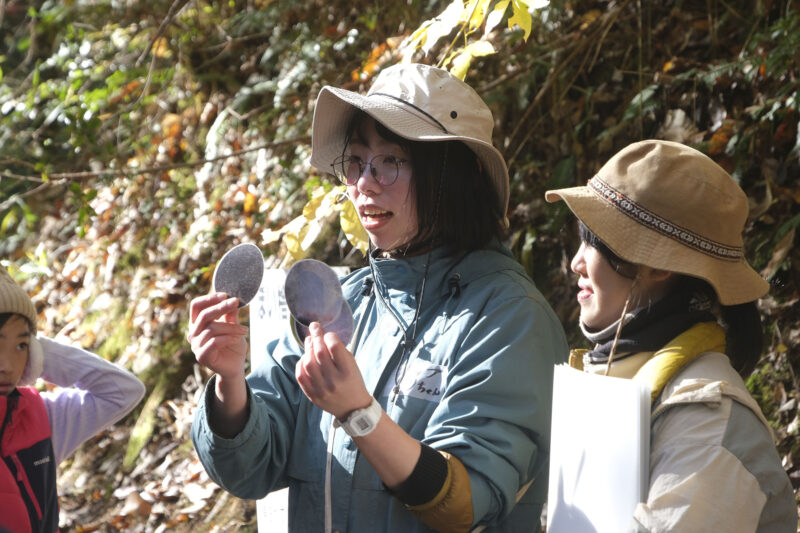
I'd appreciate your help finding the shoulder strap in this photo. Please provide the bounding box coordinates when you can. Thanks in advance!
[568,349,587,371]
[633,321,725,405]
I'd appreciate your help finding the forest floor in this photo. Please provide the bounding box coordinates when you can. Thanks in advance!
[56,370,261,533]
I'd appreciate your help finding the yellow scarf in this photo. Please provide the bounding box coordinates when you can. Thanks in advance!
[569,321,726,404]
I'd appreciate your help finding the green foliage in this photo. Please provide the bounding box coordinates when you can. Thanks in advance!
[746,358,789,430]
[124,372,169,471]
[96,313,135,362]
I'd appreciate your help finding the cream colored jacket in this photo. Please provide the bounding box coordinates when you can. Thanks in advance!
[580,324,797,532]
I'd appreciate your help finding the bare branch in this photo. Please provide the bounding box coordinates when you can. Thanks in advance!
[135,0,191,67]
[1,135,309,182]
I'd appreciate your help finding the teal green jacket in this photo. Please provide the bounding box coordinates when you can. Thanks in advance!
[192,242,568,531]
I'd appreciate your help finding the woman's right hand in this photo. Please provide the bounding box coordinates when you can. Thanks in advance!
[187,292,249,381]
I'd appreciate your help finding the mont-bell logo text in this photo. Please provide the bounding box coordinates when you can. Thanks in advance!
[33,456,51,467]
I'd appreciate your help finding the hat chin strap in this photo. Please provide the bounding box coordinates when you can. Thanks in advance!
[18,337,44,386]
[604,275,640,376]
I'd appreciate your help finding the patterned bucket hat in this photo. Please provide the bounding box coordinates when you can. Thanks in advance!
[545,139,769,305]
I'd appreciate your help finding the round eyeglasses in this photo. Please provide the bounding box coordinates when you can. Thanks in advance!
[332,154,409,186]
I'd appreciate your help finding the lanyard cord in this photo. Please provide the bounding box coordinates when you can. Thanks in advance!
[604,275,640,376]
[325,141,450,530]
[324,290,374,533]
[371,143,449,400]
[366,245,431,400]
[368,246,433,400]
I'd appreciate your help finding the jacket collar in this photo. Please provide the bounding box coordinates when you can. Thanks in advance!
[370,240,522,296]
[577,321,726,405]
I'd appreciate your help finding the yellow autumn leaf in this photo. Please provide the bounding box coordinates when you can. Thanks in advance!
[466,39,496,57]
[262,228,283,244]
[403,19,434,53]
[449,50,473,80]
[264,212,306,246]
[423,0,467,55]
[447,40,495,80]
[467,0,493,32]
[301,219,323,251]
[152,37,171,59]
[283,231,307,261]
[315,187,342,219]
[508,0,532,40]
[302,187,327,219]
[267,185,368,261]
[484,0,510,37]
[581,9,602,30]
[243,191,257,214]
[339,196,369,256]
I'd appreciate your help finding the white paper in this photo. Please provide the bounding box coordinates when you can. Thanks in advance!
[546,364,650,533]
[250,268,290,369]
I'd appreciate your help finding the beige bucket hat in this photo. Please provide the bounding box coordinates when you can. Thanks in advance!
[310,63,509,215]
[545,139,769,306]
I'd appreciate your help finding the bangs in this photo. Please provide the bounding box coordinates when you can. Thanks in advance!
[578,221,636,278]
[346,111,411,154]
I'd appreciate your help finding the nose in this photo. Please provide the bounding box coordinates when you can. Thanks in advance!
[354,162,382,195]
[570,242,587,275]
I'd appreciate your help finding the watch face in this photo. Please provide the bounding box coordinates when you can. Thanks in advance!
[351,413,374,434]
[342,399,381,437]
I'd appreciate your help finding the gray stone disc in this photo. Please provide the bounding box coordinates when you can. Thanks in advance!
[212,243,264,308]
[284,259,345,326]
[325,299,354,346]
[290,299,354,347]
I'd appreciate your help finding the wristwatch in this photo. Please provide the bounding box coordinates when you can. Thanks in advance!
[335,397,382,437]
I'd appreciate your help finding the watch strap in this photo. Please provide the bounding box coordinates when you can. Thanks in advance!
[335,397,382,437]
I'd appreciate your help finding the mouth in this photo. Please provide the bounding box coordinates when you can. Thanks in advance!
[577,282,593,302]
[359,205,393,228]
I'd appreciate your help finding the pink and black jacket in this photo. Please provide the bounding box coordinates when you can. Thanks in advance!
[0,337,145,533]
[1,387,58,533]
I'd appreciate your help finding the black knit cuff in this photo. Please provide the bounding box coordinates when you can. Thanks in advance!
[387,443,449,506]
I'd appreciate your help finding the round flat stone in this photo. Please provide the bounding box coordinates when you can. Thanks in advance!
[290,299,353,347]
[284,259,346,326]
[212,243,264,307]
[325,299,354,346]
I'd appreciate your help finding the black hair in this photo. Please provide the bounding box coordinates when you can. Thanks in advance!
[577,221,764,377]
[341,111,505,254]
[719,300,764,377]
[668,276,764,377]
[0,312,33,332]
[578,221,637,279]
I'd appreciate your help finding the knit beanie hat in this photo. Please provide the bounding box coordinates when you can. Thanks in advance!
[0,266,43,385]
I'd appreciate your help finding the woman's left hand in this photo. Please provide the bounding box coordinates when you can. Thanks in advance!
[295,322,373,420]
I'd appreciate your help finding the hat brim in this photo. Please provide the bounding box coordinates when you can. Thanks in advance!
[310,86,510,214]
[545,185,769,306]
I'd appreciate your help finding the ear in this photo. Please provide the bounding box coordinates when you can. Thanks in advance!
[649,268,673,282]
[18,336,44,386]
[634,266,674,287]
